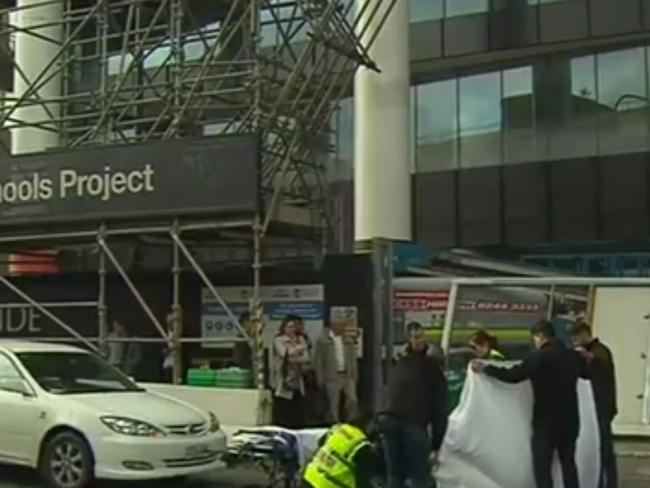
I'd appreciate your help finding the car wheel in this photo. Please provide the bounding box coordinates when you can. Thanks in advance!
[40,431,94,488]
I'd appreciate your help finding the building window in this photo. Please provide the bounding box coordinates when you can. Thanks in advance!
[445,0,489,17]
[410,0,444,22]
[183,22,220,61]
[410,86,417,173]
[543,54,598,159]
[503,66,536,164]
[143,46,171,70]
[596,47,650,155]
[415,79,458,172]
[107,53,134,76]
[459,72,502,168]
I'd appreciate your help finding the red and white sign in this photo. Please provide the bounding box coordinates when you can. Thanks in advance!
[393,291,448,329]
[9,250,59,276]
[393,291,449,312]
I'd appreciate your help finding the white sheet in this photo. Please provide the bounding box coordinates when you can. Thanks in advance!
[437,366,600,488]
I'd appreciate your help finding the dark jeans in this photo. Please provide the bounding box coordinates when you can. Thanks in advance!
[532,430,579,488]
[381,417,435,488]
[598,419,618,488]
[273,392,306,429]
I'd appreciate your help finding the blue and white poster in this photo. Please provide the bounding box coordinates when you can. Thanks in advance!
[201,285,325,348]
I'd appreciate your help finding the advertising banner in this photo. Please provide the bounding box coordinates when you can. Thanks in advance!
[201,285,325,348]
[394,290,448,331]
[0,135,259,226]
[393,286,548,343]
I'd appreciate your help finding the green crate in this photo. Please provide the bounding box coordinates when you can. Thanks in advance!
[187,368,217,387]
[214,367,253,389]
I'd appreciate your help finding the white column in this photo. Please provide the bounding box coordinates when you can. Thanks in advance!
[354,0,411,242]
[11,0,63,154]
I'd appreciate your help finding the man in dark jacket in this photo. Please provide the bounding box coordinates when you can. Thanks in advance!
[380,323,448,488]
[570,321,618,488]
[473,320,587,488]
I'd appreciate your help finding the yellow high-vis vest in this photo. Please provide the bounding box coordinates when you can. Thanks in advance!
[303,424,370,488]
[489,349,506,361]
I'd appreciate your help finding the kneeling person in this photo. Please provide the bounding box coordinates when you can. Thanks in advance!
[303,409,383,488]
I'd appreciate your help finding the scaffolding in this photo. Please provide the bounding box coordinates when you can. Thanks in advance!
[0,0,397,239]
[0,0,399,386]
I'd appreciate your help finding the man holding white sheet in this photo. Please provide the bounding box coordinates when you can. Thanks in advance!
[473,320,589,488]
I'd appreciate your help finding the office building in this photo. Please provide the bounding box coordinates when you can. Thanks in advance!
[331,0,650,275]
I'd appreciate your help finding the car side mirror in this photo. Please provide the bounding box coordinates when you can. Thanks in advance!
[0,378,33,397]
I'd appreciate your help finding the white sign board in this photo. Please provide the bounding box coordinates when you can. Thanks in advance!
[201,284,325,348]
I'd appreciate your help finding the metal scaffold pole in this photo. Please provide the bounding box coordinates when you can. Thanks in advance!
[97,225,108,354]
[1,0,397,247]
[252,215,265,391]
[0,0,399,402]
[171,221,183,385]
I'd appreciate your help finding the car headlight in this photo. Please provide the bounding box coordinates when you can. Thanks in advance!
[101,416,165,437]
[208,412,220,433]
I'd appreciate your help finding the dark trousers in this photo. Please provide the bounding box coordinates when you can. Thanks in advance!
[381,417,435,488]
[598,419,618,488]
[532,430,579,488]
[273,392,306,429]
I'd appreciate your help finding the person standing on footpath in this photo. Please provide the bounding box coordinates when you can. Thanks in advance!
[273,316,311,428]
[469,329,506,361]
[380,323,448,488]
[400,322,445,366]
[291,314,322,426]
[106,319,142,378]
[294,314,313,353]
[313,319,358,424]
[570,322,618,488]
[473,320,588,488]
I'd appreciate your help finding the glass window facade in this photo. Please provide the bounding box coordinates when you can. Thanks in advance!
[408,0,574,21]
[596,47,650,155]
[447,0,489,17]
[416,79,458,171]
[332,43,650,178]
[410,0,444,22]
[459,72,502,168]
[503,66,536,163]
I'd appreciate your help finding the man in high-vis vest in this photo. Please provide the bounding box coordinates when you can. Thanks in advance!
[303,409,383,488]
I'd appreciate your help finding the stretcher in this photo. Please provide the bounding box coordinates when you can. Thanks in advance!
[224,427,328,488]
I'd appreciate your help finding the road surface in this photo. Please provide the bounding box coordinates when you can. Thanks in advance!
[0,466,267,488]
[1,444,648,487]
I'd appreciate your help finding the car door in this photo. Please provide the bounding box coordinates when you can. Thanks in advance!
[0,352,41,465]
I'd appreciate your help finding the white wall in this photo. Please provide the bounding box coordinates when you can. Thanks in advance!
[591,287,650,436]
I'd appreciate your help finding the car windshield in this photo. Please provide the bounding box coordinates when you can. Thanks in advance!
[16,352,144,395]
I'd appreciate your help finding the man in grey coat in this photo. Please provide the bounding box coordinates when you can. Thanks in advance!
[313,320,358,424]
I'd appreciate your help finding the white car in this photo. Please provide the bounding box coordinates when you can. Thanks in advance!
[0,340,227,488]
